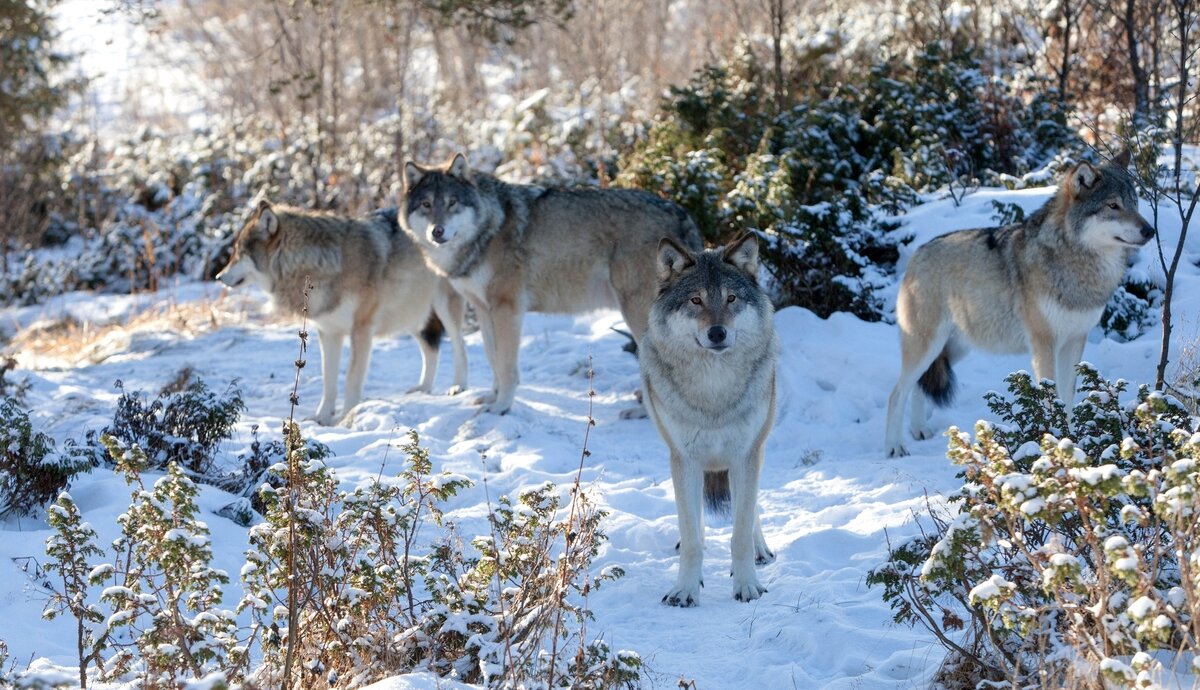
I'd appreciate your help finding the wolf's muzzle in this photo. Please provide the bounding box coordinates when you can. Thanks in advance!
[432,225,447,243]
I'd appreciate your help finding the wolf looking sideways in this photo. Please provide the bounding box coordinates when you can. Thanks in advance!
[641,234,778,606]
[216,201,468,426]
[884,151,1155,457]
[400,153,702,415]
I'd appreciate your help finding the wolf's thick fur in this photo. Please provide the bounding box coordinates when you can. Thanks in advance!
[640,234,777,606]
[884,152,1155,457]
[400,153,702,415]
[216,201,468,425]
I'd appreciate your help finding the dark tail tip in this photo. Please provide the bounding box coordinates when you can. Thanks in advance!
[704,470,730,517]
[918,349,957,407]
[419,312,444,350]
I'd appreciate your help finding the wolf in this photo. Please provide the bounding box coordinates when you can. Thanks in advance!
[216,200,468,425]
[884,151,1155,457]
[399,152,703,415]
[640,233,778,606]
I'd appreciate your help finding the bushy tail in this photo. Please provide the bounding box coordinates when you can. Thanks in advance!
[419,312,444,350]
[704,470,730,517]
[917,347,957,407]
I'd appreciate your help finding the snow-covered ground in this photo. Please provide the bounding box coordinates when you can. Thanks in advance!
[2,184,1198,689]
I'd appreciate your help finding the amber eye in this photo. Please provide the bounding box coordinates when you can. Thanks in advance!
[726,294,736,303]
[448,198,457,208]
[690,296,702,305]
[1109,202,1121,210]
[421,199,432,209]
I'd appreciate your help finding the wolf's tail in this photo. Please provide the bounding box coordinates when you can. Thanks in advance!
[704,470,731,517]
[419,312,444,350]
[917,346,957,407]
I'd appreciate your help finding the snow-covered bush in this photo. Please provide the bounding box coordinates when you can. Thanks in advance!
[868,366,1200,686]
[92,438,241,686]
[0,396,92,519]
[87,378,245,476]
[423,482,639,688]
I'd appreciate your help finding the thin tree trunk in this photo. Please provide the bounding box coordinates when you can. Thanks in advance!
[771,0,785,112]
[1155,0,1197,389]
[1124,0,1150,122]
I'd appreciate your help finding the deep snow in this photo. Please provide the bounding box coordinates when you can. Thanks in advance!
[2,181,1198,689]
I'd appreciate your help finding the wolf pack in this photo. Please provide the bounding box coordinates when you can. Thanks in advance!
[217,147,1154,607]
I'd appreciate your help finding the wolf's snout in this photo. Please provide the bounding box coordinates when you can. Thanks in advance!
[1141,223,1156,241]
[707,326,727,344]
[431,225,446,242]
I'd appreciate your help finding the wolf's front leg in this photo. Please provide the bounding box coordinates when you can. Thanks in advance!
[664,451,705,607]
[728,447,768,602]
[314,328,344,426]
[482,302,522,414]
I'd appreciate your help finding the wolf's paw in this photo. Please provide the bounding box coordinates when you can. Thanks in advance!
[314,409,337,427]
[662,582,701,608]
[910,425,934,441]
[618,404,648,420]
[445,384,465,396]
[755,548,776,566]
[474,391,498,406]
[732,578,767,602]
[886,443,910,458]
[482,401,512,415]
[406,384,433,395]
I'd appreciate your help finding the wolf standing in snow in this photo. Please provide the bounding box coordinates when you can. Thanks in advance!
[884,151,1155,457]
[399,153,702,415]
[216,200,468,426]
[640,234,777,606]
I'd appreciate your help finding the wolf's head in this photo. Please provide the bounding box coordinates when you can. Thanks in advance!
[1063,150,1155,251]
[652,233,771,354]
[401,153,481,246]
[216,200,278,289]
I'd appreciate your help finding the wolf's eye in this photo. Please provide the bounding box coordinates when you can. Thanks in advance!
[726,294,736,303]
[447,198,457,208]
[690,296,702,305]
[421,200,432,209]
[1108,202,1121,210]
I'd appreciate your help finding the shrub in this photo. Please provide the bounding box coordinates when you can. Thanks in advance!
[90,378,245,475]
[0,397,91,519]
[868,365,1200,686]
[91,437,241,686]
[618,42,1079,320]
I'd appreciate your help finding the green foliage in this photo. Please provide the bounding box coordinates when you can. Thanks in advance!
[0,0,84,152]
[424,482,638,688]
[618,42,1079,319]
[95,438,240,686]
[91,378,245,475]
[869,365,1200,684]
[43,491,105,688]
[0,396,91,518]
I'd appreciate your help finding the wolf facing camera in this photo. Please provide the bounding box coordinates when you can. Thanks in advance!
[640,233,778,606]
[399,152,702,416]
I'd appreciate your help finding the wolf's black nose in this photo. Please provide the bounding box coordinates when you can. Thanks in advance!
[707,326,726,344]
[1141,223,1156,240]
[432,225,446,240]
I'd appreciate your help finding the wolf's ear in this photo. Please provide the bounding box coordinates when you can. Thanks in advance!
[403,162,425,190]
[447,152,472,181]
[1069,162,1099,195]
[1112,147,1132,168]
[722,232,759,277]
[257,203,279,236]
[657,237,695,282]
